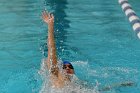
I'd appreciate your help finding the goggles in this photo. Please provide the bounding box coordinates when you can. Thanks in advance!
[63,64,74,69]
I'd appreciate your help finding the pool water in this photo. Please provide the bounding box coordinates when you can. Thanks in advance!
[0,0,140,93]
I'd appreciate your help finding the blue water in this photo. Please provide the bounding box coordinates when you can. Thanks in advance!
[0,0,140,93]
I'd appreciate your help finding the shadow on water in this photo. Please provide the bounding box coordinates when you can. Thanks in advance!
[44,0,71,60]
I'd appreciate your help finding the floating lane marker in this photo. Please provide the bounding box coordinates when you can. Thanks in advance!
[118,0,140,39]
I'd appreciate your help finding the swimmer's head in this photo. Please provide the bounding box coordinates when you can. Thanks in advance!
[63,61,74,74]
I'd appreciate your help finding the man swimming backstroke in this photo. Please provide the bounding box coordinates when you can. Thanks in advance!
[42,11,75,88]
[41,10,135,91]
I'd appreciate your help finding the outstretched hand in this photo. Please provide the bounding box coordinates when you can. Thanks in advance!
[42,11,54,25]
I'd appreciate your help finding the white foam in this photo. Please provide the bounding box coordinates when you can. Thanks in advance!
[39,59,99,93]
[103,67,138,74]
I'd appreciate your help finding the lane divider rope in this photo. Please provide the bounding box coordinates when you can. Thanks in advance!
[118,0,140,39]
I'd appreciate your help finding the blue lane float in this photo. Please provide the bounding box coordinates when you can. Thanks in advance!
[118,0,140,39]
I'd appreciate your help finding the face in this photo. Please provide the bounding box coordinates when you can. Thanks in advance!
[63,64,74,74]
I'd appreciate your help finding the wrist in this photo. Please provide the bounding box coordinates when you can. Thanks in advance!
[48,24,54,31]
[48,22,54,27]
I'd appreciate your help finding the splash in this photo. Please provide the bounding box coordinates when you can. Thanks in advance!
[38,59,99,93]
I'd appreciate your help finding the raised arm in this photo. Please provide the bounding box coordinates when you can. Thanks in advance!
[42,11,58,76]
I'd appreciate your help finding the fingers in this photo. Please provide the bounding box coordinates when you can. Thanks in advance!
[42,11,48,19]
[48,13,54,19]
[50,13,54,19]
[42,11,54,19]
[42,10,54,23]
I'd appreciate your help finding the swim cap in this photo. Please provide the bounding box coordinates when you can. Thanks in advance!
[63,61,74,69]
[63,61,72,65]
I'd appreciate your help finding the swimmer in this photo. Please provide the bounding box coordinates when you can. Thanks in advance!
[42,11,75,88]
[42,10,135,91]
